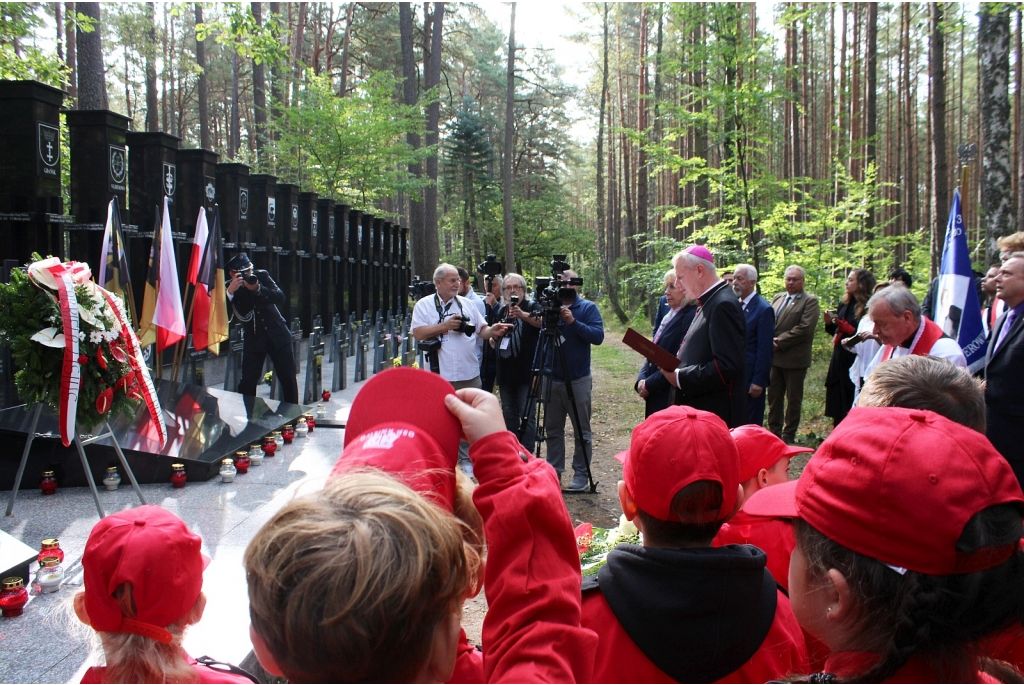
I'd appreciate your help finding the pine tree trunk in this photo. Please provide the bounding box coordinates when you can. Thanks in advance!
[502,3,516,272]
[195,4,210,149]
[76,2,106,110]
[269,2,284,140]
[145,2,159,131]
[980,3,1015,265]
[636,6,649,264]
[930,3,948,274]
[400,2,425,277]
[598,4,627,323]
[865,2,878,231]
[252,2,267,163]
[65,2,77,105]
[230,50,240,157]
[1016,10,1024,226]
[421,2,444,271]
[339,3,355,96]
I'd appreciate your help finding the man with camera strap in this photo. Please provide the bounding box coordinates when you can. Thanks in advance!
[412,263,512,475]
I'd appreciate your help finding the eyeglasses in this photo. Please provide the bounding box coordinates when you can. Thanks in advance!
[503,285,524,292]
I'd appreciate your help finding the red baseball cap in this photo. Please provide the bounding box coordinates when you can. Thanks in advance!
[730,425,812,483]
[83,505,210,643]
[744,407,1024,575]
[332,367,461,512]
[615,406,739,522]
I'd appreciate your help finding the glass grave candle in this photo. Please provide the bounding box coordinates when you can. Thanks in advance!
[170,464,187,488]
[0,577,28,617]
[281,425,294,444]
[315,404,327,419]
[37,539,64,564]
[272,431,284,448]
[39,471,57,496]
[322,389,331,402]
[262,436,277,457]
[248,444,264,467]
[306,414,316,432]
[219,458,237,483]
[234,451,250,474]
[294,420,308,438]
[103,466,121,491]
[35,557,64,594]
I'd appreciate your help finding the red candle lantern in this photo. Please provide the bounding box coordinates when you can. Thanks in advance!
[0,577,28,617]
[322,389,331,402]
[262,436,277,457]
[282,425,295,444]
[37,539,64,564]
[39,470,57,496]
[306,414,315,431]
[170,463,187,488]
[234,451,250,474]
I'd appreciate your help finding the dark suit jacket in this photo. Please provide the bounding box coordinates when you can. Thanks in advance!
[770,291,820,369]
[652,295,670,335]
[673,281,747,427]
[742,293,775,388]
[637,303,697,417]
[985,306,1024,465]
[230,270,292,350]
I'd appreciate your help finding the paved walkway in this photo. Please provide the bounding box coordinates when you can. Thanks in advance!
[0,347,374,683]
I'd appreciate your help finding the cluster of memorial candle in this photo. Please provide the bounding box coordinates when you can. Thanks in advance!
[0,538,69,617]
[213,415,319,484]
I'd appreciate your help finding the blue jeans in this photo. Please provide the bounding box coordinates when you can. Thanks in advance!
[499,383,537,453]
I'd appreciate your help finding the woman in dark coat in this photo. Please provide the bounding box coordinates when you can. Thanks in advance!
[635,269,697,417]
[823,268,876,426]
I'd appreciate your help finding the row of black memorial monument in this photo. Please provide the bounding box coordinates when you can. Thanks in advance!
[0,80,412,338]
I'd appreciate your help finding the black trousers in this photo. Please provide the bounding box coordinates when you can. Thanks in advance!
[238,328,299,405]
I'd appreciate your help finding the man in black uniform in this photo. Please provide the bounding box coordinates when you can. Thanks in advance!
[225,253,299,405]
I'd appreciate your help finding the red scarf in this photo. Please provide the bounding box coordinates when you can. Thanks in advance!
[881,317,945,362]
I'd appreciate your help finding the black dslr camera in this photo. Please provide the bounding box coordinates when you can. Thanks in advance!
[408,277,437,300]
[454,315,476,336]
[242,270,259,286]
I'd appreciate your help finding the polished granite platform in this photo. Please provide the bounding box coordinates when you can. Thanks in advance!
[0,380,309,489]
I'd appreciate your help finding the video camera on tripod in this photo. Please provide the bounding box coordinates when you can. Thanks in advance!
[477,254,503,293]
[408,277,436,300]
[533,255,583,328]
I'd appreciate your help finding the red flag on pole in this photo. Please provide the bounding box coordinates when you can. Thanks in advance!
[138,197,186,352]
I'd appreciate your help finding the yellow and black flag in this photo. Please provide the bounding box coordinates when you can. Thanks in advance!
[97,196,136,323]
[193,205,229,354]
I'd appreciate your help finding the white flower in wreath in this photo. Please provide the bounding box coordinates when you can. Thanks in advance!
[26,256,64,290]
[89,331,104,344]
[79,332,86,341]
[30,327,65,348]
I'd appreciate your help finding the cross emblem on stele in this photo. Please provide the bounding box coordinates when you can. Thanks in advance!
[45,141,54,162]
[165,168,174,195]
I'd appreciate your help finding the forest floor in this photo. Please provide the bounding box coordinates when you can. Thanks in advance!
[461,302,838,645]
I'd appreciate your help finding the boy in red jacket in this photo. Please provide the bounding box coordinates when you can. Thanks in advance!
[713,425,812,592]
[581,406,808,683]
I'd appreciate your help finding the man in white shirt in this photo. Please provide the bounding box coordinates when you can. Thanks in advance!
[860,284,967,384]
[411,263,510,384]
[411,263,511,475]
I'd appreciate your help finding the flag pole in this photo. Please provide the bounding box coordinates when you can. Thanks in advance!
[171,282,196,382]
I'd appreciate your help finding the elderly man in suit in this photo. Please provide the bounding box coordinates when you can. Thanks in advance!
[985,252,1024,487]
[732,264,775,426]
[661,245,747,427]
[766,265,820,443]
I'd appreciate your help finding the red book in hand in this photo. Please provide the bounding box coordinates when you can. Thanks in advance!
[622,328,680,372]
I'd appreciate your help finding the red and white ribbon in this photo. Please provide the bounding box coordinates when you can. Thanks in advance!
[44,263,81,446]
[101,289,166,449]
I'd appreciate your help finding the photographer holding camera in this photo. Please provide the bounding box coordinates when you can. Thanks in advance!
[225,252,299,407]
[543,268,604,492]
[493,273,542,447]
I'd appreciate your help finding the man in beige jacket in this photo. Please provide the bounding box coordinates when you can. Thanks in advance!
[766,265,819,443]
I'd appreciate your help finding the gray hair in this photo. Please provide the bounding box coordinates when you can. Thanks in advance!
[504,272,527,292]
[432,263,457,283]
[734,264,758,282]
[784,265,806,279]
[673,250,717,277]
[868,284,921,323]
[663,268,677,284]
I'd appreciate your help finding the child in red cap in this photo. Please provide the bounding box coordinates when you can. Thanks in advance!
[74,505,253,684]
[582,405,808,683]
[745,406,1024,682]
[713,425,812,592]
[328,367,486,683]
[244,368,597,683]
